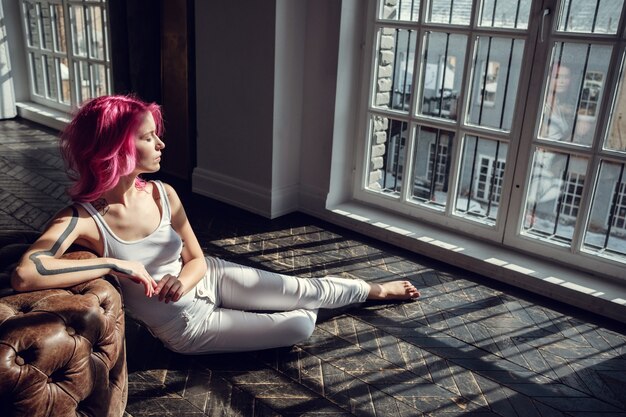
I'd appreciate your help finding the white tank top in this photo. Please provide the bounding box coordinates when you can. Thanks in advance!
[79,181,194,328]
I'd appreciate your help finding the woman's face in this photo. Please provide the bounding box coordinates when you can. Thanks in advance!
[134,111,165,173]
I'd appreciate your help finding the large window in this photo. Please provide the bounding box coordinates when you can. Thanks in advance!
[359,0,528,235]
[20,0,111,110]
[356,0,626,279]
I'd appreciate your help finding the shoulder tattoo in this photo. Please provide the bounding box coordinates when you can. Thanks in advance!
[92,198,109,216]
[29,206,132,276]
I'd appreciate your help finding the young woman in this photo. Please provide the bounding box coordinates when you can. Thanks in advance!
[11,95,420,354]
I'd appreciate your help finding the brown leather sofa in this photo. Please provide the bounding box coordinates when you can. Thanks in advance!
[0,230,127,417]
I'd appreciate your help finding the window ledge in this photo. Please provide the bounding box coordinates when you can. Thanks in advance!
[16,102,70,131]
[322,201,626,325]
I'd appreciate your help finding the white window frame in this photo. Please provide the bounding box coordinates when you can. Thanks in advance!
[352,0,626,279]
[353,0,531,243]
[19,0,112,111]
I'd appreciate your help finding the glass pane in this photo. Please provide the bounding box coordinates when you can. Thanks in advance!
[409,126,455,209]
[30,53,44,96]
[467,36,525,132]
[75,60,91,102]
[419,32,467,120]
[478,0,531,30]
[92,63,107,97]
[606,53,626,153]
[87,5,105,60]
[52,4,66,53]
[366,116,408,196]
[43,55,58,100]
[456,135,508,225]
[523,148,588,245]
[59,57,70,104]
[23,2,40,48]
[583,161,626,261]
[373,28,417,112]
[71,5,87,57]
[379,0,420,21]
[427,0,472,25]
[558,0,624,34]
[538,42,611,146]
[40,4,53,50]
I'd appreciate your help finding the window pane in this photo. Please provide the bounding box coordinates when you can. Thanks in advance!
[427,0,472,25]
[23,2,40,48]
[366,116,408,197]
[74,60,91,102]
[466,36,524,132]
[379,0,420,22]
[40,3,54,50]
[59,57,70,104]
[478,0,531,30]
[30,53,44,96]
[584,161,626,261]
[419,32,467,120]
[538,42,611,146]
[456,135,508,225]
[71,5,87,57]
[409,126,455,209]
[52,4,66,53]
[92,63,107,97]
[523,148,588,245]
[558,0,624,34]
[87,5,105,60]
[373,28,416,112]
[43,55,58,100]
[605,52,626,153]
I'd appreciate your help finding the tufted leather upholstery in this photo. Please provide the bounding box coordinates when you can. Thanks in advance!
[0,231,127,417]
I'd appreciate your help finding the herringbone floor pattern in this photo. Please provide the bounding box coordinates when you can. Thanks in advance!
[2,118,626,416]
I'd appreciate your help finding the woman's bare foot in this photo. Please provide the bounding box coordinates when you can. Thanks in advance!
[367,281,420,301]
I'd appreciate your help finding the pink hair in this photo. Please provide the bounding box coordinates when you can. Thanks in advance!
[60,95,163,202]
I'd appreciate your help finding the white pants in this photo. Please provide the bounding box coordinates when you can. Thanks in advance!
[164,257,371,354]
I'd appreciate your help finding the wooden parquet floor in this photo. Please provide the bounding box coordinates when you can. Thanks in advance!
[2,118,626,416]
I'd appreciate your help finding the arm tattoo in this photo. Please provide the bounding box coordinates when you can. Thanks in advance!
[29,206,133,276]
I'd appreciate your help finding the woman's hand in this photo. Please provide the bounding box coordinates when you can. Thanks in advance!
[155,274,187,303]
[110,259,158,297]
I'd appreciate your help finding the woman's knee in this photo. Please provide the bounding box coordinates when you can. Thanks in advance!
[284,314,316,344]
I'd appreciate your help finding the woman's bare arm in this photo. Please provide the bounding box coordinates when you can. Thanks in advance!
[11,205,158,296]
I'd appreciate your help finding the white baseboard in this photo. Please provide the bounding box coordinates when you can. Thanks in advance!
[192,167,300,219]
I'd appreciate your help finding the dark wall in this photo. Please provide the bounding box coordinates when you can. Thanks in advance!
[108,0,194,181]
[109,0,162,103]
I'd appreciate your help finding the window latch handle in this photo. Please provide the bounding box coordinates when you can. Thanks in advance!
[541,8,551,42]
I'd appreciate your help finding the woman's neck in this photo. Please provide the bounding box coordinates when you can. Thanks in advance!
[102,176,145,206]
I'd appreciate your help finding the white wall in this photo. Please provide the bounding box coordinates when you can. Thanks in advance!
[193,0,345,219]
[193,0,277,216]
[298,1,345,215]
[0,0,16,119]
[271,0,306,217]
[0,0,30,119]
